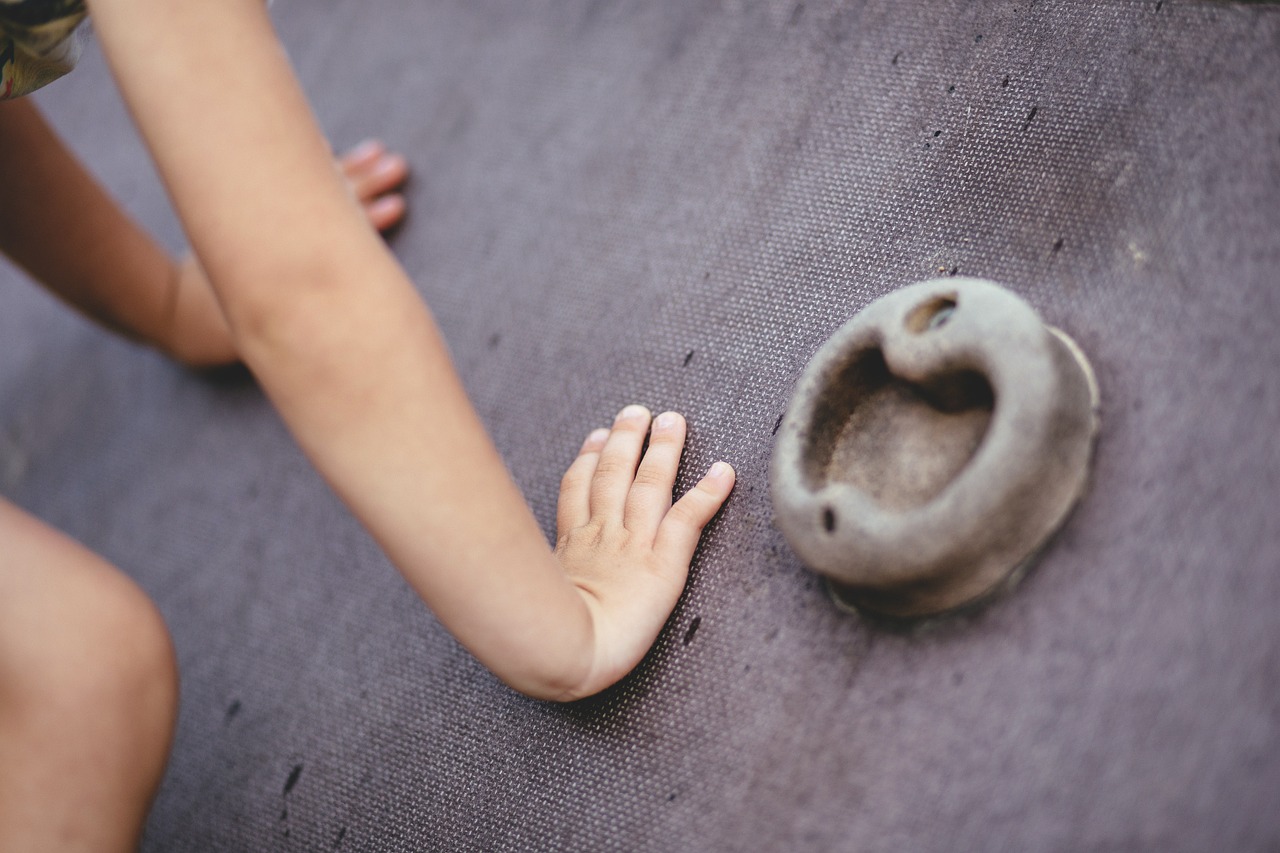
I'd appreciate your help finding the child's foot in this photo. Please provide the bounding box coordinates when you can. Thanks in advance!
[338,139,409,231]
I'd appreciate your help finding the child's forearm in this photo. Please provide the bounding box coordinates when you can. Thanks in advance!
[88,0,732,700]
[86,0,609,698]
[0,99,192,355]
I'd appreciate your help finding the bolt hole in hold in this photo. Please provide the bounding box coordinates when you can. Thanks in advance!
[906,294,957,333]
[801,349,994,512]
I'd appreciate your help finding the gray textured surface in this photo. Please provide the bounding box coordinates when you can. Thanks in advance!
[2,1,1278,850]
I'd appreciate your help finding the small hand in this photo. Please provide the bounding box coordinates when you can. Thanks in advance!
[336,138,409,232]
[159,139,410,366]
[554,405,735,699]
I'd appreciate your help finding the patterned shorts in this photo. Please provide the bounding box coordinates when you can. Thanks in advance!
[0,0,86,100]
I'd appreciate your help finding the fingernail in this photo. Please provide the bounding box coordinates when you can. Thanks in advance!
[585,428,610,447]
[369,194,404,216]
[653,411,679,431]
[616,404,649,423]
[375,154,407,177]
[708,461,733,480]
[349,138,382,159]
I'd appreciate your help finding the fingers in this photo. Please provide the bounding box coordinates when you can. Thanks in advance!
[623,411,686,535]
[340,139,409,199]
[559,406,734,552]
[557,428,609,537]
[364,195,407,232]
[338,139,409,231]
[654,461,735,561]
[588,405,652,519]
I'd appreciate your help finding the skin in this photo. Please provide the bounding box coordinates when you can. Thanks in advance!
[0,0,735,849]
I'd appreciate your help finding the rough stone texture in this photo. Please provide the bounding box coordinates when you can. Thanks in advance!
[1,1,1277,850]
[771,278,1100,617]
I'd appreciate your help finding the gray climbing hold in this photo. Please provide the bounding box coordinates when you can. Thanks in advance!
[771,278,1100,618]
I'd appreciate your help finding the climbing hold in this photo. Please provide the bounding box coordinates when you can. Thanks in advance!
[770,278,1099,618]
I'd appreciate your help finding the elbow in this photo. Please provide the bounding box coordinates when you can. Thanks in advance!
[207,234,387,361]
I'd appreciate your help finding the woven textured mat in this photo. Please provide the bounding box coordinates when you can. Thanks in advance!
[2,1,1278,850]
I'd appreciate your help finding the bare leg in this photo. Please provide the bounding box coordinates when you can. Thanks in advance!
[0,499,178,853]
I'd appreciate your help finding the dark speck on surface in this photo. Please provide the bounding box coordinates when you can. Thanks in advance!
[788,3,803,25]
[975,33,983,43]
[683,616,702,645]
[335,827,348,848]
[1052,237,1065,252]
[949,266,959,276]
[284,764,304,795]
[947,85,955,93]
[487,333,501,349]
[224,699,241,722]
[891,51,901,65]
[683,350,695,367]
[1022,105,1038,131]
[1001,75,1009,87]
[773,413,784,435]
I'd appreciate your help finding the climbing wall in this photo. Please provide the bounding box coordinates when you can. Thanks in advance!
[2,1,1277,849]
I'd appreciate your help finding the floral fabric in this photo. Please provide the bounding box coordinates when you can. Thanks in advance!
[0,0,86,99]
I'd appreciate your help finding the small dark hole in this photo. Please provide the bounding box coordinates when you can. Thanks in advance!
[683,616,702,645]
[822,507,836,532]
[283,764,303,795]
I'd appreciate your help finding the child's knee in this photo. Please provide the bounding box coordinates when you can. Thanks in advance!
[0,531,178,758]
[0,536,176,851]
[34,575,175,740]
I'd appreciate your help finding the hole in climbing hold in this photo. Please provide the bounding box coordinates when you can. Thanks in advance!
[800,348,994,511]
[906,294,957,333]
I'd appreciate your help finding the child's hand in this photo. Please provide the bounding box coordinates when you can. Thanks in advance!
[336,139,409,232]
[158,140,409,367]
[553,406,735,699]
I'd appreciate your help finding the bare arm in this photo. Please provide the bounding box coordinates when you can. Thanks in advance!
[85,0,733,699]
[0,97,408,367]
[0,97,233,365]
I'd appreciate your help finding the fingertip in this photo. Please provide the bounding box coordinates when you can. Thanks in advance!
[384,151,409,172]
[581,428,611,453]
[615,404,652,425]
[368,194,407,231]
[343,138,384,166]
[651,410,685,434]
[704,461,736,491]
